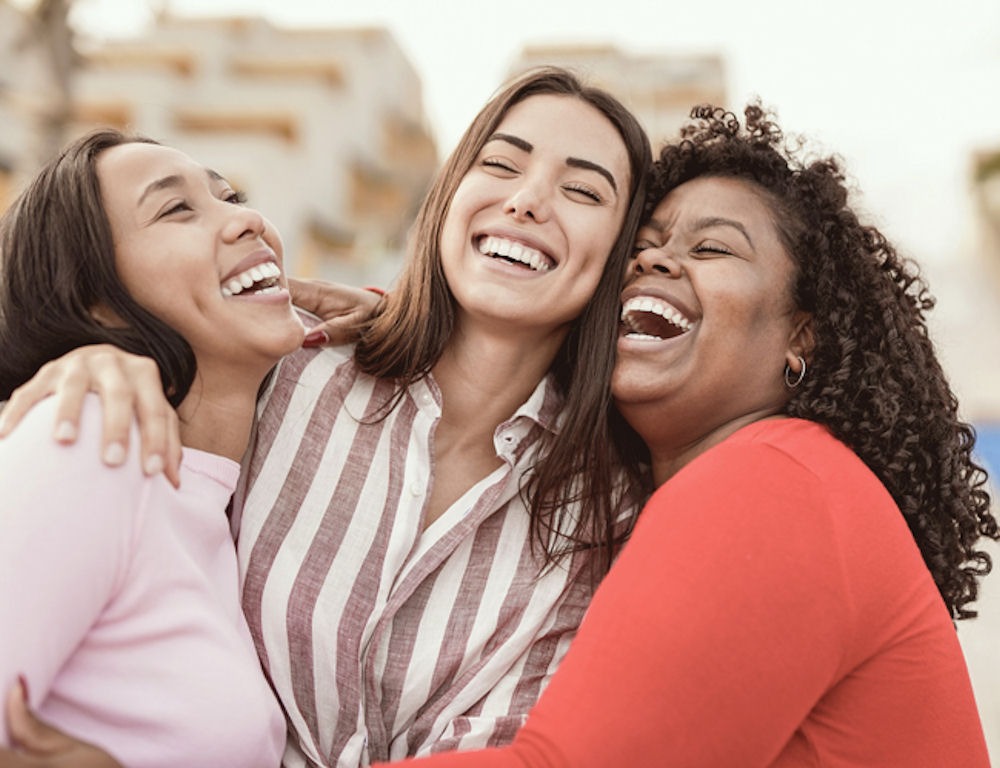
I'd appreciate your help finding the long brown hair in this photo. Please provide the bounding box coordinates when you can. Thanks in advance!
[0,129,196,406]
[355,67,652,573]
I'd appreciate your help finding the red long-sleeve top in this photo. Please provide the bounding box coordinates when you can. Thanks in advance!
[384,418,990,767]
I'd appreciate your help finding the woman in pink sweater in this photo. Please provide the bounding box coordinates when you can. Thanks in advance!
[0,131,305,767]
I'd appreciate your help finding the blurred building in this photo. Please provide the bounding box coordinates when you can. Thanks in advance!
[509,44,726,150]
[972,148,1000,297]
[968,147,1000,454]
[929,148,1000,427]
[0,0,56,205]
[0,6,438,284]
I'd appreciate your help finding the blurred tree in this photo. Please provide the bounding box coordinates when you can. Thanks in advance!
[23,0,77,161]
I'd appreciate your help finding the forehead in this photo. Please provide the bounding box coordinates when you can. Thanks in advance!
[494,94,630,177]
[652,177,779,232]
[96,142,206,197]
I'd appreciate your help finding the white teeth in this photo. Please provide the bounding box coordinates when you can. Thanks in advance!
[221,261,283,297]
[620,296,693,334]
[477,236,551,272]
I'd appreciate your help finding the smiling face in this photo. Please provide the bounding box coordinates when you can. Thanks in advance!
[613,176,813,482]
[439,94,631,345]
[96,142,304,387]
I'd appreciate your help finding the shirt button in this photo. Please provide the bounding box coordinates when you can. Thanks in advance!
[410,481,424,496]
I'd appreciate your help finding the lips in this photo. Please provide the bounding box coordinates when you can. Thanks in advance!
[476,234,554,272]
[220,250,283,298]
[620,295,693,340]
[221,261,282,297]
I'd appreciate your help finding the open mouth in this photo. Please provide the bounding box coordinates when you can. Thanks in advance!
[620,296,692,340]
[221,261,283,297]
[477,235,553,272]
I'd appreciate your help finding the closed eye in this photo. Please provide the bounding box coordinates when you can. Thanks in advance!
[692,243,734,257]
[158,200,192,218]
[224,190,248,205]
[482,158,518,175]
[564,183,602,204]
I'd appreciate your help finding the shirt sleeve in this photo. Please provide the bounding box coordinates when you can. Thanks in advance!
[0,397,145,745]
[382,440,857,768]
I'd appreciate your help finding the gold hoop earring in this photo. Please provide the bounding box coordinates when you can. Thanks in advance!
[784,355,806,388]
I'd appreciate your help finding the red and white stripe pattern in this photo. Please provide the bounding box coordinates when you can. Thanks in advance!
[235,345,604,767]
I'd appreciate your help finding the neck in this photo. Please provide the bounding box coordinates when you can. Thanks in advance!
[433,324,561,442]
[175,372,262,462]
[645,412,786,488]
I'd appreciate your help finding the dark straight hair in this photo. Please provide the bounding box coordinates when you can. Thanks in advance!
[0,129,196,405]
[355,67,653,574]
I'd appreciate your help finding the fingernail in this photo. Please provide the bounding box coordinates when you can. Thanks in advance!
[143,454,164,476]
[103,442,126,466]
[302,329,329,348]
[54,420,77,443]
[17,673,29,703]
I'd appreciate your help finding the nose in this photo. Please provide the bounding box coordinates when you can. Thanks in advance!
[631,244,681,277]
[503,176,550,223]
[222,203,266,243]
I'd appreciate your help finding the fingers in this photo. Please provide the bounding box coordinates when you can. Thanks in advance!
[74,350,180,484]
[302,313,365,347]
[289,278,383,349]
[137,400,182,489]
[122,354,181,486]
[0,357,85,441]
[0,345,180,486]
[287,277,325,315]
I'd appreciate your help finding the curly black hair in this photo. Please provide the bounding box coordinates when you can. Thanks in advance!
[646,103,997,620]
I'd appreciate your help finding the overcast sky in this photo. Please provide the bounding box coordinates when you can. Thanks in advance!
[53,0,1000,265]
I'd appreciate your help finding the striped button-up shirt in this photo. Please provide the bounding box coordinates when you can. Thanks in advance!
[234,344,605,767]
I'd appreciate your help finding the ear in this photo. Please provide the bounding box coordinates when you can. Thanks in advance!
[784,310,815,374]
[89,301,127,329]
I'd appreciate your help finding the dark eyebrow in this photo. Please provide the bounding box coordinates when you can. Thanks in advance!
[137,169,227,207]
[485,133,618,194]
[566,157,617,193]
[692,216,755,249]
[487,133,533,153]
[137,174,183,206]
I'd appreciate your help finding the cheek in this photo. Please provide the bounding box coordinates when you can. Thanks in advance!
[115,253,196,328]
[262,226,284,263]
[578,206,625,267]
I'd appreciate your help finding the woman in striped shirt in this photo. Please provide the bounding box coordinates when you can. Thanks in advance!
[1,68,652,767]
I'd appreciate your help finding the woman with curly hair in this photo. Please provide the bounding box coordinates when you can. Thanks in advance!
[365,104,995,766]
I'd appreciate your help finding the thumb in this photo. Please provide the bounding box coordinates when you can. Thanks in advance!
[6,678,64,756]
[4,680,124,768]
[287,277,325,314]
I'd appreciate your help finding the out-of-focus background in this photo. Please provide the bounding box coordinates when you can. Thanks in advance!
[2,0,998,757]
